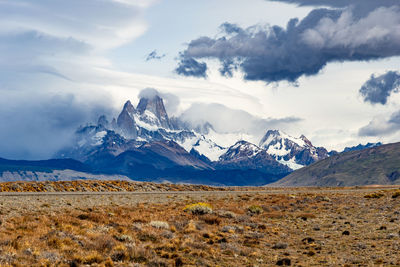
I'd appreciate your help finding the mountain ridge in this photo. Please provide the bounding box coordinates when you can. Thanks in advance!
[273,142,400,187]
[2,92,387,186]
[55,94,325,185]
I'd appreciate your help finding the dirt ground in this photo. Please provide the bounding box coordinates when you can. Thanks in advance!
[0,185,399,266]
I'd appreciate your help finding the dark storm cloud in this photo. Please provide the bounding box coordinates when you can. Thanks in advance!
[0,94,112,160]
[269,0,400,17]
[360,71,400,105]
[176,4,400,83]
[175,57,208,78]
[359,110,400,137]
[220,22,245,34]
[145,50,166,61]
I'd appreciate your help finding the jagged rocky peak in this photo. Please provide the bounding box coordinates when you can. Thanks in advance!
[259,129,328,169]
[111,118,117,129]
[260,129,306,149]
[137,89,171,129]
[220,140,261,160]
[117,100,137,138]
[97,115,109,128]
[300,134,313,147]
[122,100,135,115]
[137,94,163,114]
[111,89,175,140]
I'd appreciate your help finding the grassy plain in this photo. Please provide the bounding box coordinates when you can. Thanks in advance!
[0,182,399,266]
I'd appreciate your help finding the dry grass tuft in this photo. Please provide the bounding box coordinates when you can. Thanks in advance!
[297,213,317,220]
[392,191,400,198]
[364,192,385,199]
[202,215,221,225]
[149,221,170,230]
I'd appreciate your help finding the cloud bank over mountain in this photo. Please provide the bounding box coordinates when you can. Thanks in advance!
[0,93,112,160]
[359,110,400,137]
[180,103,301,138]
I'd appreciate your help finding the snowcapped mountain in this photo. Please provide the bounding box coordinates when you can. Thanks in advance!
[220,141,262,160]
[61,94,225,164]
[259,130,329,170]
[178,134,227,162]
[58,93,331,185]
[114,96,227,162]
[216,141,292,175]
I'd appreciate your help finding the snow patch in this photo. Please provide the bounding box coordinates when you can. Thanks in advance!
[177,134,227,161]
[278,157,304,170]
[93,131,107,146]
[136,137,147,142]
[227,142,261,159]
[266,141,290,157]
[280,131,305,147]
[205,129,257,148]
[260,130,305,149]
[133,113,160,131]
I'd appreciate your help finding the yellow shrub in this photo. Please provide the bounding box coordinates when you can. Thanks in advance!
[183,203,212,215]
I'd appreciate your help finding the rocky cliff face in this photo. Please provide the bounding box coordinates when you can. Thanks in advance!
[136,95,171,129]
[117,100,137,139]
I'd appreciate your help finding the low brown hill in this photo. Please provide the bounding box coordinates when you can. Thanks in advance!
[273,142,400,187]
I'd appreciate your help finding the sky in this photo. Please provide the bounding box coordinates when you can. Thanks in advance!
[1,0,400,159]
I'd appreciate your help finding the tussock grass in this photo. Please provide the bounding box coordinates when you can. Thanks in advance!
[364,192,385,199]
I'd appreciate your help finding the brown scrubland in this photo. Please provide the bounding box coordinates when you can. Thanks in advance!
[0,181,399,266]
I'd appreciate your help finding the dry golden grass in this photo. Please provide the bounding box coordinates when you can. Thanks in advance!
[0,180,228,193]
[0,186,398,266]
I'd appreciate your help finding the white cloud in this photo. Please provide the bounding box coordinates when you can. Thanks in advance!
[302,7,400,49]
[359,110,400,137]
[0,0,157,159]
[0,0,156,87]
[0,0,154,49]
[0,0,399,159]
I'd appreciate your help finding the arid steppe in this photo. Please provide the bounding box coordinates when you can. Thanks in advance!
[0,182,399,266]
